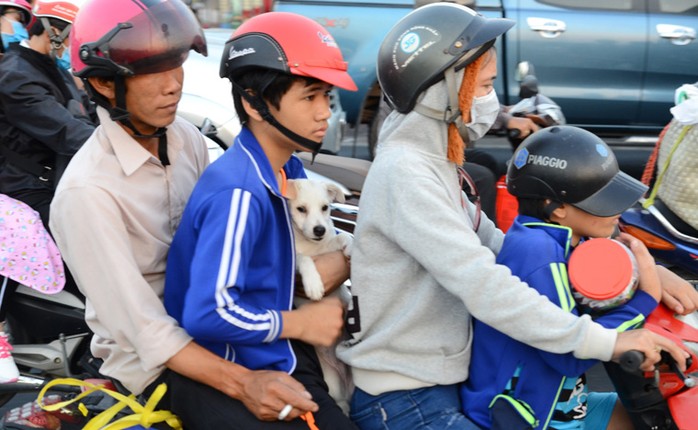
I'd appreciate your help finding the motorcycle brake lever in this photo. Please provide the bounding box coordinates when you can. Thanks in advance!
[663,351,696,388]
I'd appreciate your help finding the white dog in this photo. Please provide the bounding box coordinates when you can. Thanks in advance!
[287,179,353,300]
[287,178,354,413]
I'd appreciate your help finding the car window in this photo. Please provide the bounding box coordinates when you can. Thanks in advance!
[656,0,698,14]
[538,0,634,11]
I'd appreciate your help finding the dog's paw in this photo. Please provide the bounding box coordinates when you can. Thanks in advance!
[337,232,354,258]
[303,274,325,301]
[298,254,325,301]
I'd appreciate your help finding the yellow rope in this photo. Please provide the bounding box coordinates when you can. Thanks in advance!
[37,378,182,430]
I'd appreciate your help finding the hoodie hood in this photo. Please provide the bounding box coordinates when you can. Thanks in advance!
[377,68,465,164]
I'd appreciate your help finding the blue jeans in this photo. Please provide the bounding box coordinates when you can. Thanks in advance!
[350,385,482,430]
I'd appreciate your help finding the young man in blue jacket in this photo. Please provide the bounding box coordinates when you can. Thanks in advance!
[462,126,662,430]
[164,12,359,429]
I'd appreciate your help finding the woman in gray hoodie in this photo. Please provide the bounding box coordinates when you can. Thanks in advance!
[336,3,690,429]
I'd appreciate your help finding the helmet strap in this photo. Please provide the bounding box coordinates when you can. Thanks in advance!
[412,66,463,125]
[411,65,474,164]
[86,75,170,165]
[543,201,562,220]
[232,81,322,159]
[40,17,70,59]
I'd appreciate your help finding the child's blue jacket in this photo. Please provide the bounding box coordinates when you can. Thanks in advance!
[461,215,657,429]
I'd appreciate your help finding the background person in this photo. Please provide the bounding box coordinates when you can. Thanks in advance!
[0,0,32,53]
[0,0,91,351]
[0,0,94,231]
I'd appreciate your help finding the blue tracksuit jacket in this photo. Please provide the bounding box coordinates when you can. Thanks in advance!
[164,127,306,373]
[461,215,657,429]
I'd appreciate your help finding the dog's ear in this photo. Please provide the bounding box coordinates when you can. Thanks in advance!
[325,183,346,203]
[285,179,298,199]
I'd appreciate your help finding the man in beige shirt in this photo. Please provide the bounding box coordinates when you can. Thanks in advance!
[50,0,347,422]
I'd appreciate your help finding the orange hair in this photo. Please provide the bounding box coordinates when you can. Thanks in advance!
[447,54,487,165]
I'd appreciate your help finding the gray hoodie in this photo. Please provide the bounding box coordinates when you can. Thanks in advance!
[336,76,615,396]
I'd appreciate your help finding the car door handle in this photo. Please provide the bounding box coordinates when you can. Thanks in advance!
[657,24,696,46]
[527,17,566,39]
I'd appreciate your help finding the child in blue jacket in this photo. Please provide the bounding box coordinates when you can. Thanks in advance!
[462,126,662,430]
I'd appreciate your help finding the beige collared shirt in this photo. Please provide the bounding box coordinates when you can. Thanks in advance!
[50,107,210,394]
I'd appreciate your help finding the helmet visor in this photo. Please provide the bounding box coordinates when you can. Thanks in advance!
[573,171,648,217]
[95,0,206,75]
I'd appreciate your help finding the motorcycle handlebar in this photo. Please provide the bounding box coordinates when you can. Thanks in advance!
[619,349,696,388]
[619,350,645,373]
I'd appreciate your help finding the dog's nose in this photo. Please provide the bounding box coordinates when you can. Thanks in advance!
[313,226,326,237]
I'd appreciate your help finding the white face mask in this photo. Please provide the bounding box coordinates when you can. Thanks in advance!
[460,89,500,142]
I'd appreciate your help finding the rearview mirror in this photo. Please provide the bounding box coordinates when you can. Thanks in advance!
[515,61,536,82]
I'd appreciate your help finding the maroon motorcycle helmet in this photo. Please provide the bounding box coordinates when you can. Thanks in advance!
[71,0,206,78]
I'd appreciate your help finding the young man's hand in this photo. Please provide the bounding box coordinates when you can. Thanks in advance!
[282,296,344,347]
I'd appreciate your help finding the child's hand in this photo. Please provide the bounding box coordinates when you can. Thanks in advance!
[656,265,698,315]
[616,233,661,302]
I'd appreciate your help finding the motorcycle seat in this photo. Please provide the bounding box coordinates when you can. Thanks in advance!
[654,198,698,239]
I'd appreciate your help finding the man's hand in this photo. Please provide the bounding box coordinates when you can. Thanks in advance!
[613,329,689,372]
[656,265,698,315]
[233,369,319,421]
[506,116,540,139]
[166,342,319,421]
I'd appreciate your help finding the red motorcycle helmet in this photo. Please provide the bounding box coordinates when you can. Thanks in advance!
[219,12,356,155]
[71,0,206,78]
[0,0,33,26]
[219,11,356,91]
[32,0,82,54]
[32,0,79,23]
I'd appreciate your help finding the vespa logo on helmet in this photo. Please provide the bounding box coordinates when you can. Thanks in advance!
[318,32,338,48]
[228,46,256,61]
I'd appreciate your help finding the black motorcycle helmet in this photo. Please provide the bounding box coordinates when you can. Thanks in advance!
[507,126,648,217]
[377,2,514,114]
